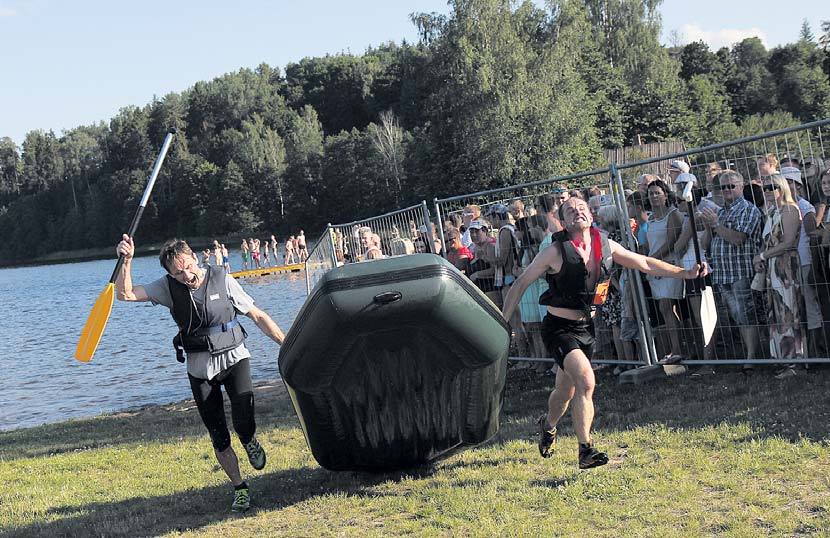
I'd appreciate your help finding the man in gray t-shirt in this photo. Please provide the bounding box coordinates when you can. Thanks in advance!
[142,270,256,381]
[115,235,285,512]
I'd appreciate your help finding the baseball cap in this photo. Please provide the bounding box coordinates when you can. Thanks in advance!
[669,160,690,173]
[484,203,509,217]
[467,219,489,231]
[781,166,802,185]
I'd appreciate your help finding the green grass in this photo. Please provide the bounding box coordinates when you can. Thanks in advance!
[2,369,829,537]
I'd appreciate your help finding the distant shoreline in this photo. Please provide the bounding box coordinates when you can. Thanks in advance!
[0,245,157,269]
[0,236,248,269]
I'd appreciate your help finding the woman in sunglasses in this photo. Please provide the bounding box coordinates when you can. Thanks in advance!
[753,173,804,379]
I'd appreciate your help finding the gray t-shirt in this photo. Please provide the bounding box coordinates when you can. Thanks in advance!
[143,272,255,381]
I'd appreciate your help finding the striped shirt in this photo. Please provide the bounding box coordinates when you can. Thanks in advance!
[709,197,762,285]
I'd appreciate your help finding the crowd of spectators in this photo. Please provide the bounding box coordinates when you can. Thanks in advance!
[328,152,830,379]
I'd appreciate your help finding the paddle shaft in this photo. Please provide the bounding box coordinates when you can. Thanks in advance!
[685,195,718,346]
[687,204,704,277]
[108,130,176,283]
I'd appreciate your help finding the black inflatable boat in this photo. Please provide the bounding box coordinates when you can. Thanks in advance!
[278,253,510,471]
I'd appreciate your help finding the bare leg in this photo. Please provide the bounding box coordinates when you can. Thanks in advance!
[560,350,597,444]
[545,364,575,430]
[611,324,626,362]
[622,339,636,363]
[659,299,682,356]
[215,446,244,487]
[740,326,760,359]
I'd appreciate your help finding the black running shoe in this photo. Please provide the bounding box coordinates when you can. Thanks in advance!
[537,415,557,458]
[231,484,250,512]
[243,437,266,470]
[578,443,608,469]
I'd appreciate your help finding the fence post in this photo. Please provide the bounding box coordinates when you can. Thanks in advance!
[610,164,658,366]
[304,241,312,294]
[434,198,447,258]
[303,250,311,295]
[420,201,435,254]
[327,223,337,267]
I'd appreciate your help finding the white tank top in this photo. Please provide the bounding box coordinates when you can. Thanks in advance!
[646,207,678,264]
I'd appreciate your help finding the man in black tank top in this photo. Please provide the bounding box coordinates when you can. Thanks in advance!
[503,198,706,470]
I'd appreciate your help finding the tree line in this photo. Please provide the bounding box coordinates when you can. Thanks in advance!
[1,0,829,262]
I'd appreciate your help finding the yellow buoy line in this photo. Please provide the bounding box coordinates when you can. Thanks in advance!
[231,263,304,279]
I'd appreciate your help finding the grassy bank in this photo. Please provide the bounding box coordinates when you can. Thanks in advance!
[2,367,829,537]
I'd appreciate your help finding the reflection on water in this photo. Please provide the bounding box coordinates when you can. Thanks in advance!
[0,255,306,431]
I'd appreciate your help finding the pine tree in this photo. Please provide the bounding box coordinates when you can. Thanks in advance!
[800,19,814,42]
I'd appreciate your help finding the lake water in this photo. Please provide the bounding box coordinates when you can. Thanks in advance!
[0,255,307,431]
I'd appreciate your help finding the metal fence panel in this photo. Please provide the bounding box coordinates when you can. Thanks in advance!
[302,118,830,371]
[304,202,434,293]
[614,118,830,368]
[304,225,337,294]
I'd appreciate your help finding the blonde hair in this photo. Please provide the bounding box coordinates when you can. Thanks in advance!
[464,204,481,218]
[767,173,796,206]
[389,237,415,255]
[509,198,525,211]
[758,153,778,168]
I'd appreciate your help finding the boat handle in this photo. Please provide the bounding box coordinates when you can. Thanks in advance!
[373,291,402,305]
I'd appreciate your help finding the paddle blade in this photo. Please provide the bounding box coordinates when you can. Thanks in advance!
[700,286,718,346]
[75,283,115,362]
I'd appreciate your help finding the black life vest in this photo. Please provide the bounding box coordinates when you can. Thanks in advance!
[168,265,247,359]
[538,228,614,315]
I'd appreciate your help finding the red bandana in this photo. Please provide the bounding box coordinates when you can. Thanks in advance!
[570,227,603,268]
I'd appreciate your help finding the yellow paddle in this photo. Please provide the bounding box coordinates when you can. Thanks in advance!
[74,130,176,362]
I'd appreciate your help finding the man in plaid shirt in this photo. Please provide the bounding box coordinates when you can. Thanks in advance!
[699,171,763,368]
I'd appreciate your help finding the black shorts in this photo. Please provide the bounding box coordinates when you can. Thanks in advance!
[541,314,595,368]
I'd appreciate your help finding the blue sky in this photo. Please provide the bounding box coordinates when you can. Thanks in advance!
[0,0,825,147]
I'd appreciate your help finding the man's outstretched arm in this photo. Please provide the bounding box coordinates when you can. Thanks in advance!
[246,306,285,345]
[609,239,705,280]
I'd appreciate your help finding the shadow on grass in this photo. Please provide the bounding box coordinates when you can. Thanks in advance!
[501,365,830,445]
[6,366,827,464]
[4,366,829,536]
[0,383,297,461]
[7,363,830,452]
[5,464,424,538]
[438,456,532,472]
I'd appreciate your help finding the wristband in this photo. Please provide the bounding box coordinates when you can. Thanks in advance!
[760,252,765,261]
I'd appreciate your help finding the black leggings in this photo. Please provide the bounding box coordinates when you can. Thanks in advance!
[188,358,255,451]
